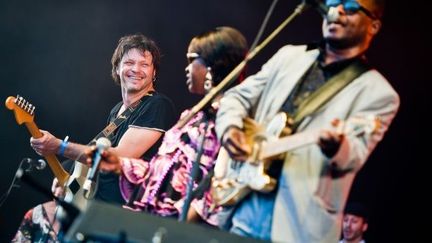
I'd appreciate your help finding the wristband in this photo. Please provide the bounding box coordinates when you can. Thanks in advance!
[59,136,69,156]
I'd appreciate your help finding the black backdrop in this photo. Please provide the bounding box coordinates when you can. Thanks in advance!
[0,0,428,242]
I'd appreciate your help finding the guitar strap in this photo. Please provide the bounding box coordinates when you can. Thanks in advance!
[89,96,147,144]
[68,93,151,199]
[291,58,370,131]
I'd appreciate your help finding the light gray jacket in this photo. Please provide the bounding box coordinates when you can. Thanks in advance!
[215,45,400,243]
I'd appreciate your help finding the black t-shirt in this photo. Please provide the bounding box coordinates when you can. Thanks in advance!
[95,91,176,205]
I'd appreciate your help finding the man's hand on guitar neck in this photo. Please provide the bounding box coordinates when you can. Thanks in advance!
[221,122,344,161]
[30,130,62,156]
[221,126,252,161]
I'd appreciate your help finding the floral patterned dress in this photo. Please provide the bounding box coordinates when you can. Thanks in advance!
[119,110,221,225]
[12,201,60,243]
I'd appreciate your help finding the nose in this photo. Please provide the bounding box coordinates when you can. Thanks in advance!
[335,4,346,15]
[131,63,142,72]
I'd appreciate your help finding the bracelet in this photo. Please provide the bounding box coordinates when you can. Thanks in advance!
[58,136,69,156]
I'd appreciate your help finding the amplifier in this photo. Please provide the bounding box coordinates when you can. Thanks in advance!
[64,200,266,243]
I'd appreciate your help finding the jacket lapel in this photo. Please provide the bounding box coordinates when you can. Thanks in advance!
[257,47,320,123]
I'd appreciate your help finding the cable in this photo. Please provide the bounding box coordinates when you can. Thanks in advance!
[0,158,27,207]
[249,0,280,52]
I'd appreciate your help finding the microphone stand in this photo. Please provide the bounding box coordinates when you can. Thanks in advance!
[175,1,309,129]
[179,111,211,222]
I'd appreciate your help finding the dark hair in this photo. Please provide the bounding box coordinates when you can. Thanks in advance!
[111,34,161,85]
[188,26,248,87]
[344,202,369,222]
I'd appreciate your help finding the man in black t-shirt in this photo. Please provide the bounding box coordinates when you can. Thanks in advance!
[29,34,175,204]
[14,34,175,242]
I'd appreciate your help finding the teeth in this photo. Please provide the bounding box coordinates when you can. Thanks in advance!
[128,76,143,80]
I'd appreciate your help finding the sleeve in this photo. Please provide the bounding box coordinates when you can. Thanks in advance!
[329,71,400,171]
[130,95,175,132]
[119,157,150,201]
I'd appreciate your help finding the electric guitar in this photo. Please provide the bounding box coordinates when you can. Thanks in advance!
[211,113,380,207]
[5,95,93,210]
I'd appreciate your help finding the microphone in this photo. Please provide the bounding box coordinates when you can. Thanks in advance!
[83,137,111,195]
[304,0,339,22]
[23,157,47,171]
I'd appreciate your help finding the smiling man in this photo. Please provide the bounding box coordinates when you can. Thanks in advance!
[17,34,175,242]
[30,34,176,204]
[215,0,399,242]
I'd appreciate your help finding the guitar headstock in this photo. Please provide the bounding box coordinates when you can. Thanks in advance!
[332,115,381,137]
[5,95,36,125]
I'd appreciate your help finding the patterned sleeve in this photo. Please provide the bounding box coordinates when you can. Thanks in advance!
[119,157,150,202]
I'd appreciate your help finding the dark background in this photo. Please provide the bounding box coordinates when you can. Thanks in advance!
[0,0,427,242]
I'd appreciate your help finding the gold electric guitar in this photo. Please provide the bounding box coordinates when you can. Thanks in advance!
[211,112,380,207]
[5,95,93,210]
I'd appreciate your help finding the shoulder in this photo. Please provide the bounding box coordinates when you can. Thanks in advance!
[276,44,309,56]
[357,69,399,99]
[347,69,400,111]
[137,92,175,110]
[130,92,176,128]
[265,44,315,67]
[150,91,173,101]
[144,92,174,107]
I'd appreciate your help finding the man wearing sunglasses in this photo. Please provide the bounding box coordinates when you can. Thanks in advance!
[216,0,399,242]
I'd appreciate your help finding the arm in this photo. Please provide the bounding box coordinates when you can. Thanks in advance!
[30,128,162,163]
[216,46,290,160]
[110,127,162,158]
[30,130,90,162]
[320,71,400,171]
[91,128,162,174]
[93,94,175,175]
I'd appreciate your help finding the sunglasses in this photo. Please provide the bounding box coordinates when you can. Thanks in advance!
[325,0,378,19]
[186,52,207,66]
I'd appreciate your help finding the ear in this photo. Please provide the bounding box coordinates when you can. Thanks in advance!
[362,222,369,233]
[369,19,382,35]
[116,67,120,76]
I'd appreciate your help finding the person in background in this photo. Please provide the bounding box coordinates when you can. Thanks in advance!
[340,202,369,243]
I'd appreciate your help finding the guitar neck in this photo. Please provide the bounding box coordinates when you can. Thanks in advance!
[25,122,70,186]
[260,130,318,160]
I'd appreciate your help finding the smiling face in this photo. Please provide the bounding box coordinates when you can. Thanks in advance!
[116,48,155,94]
[322,0,381,49]
[342,214,368,241]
